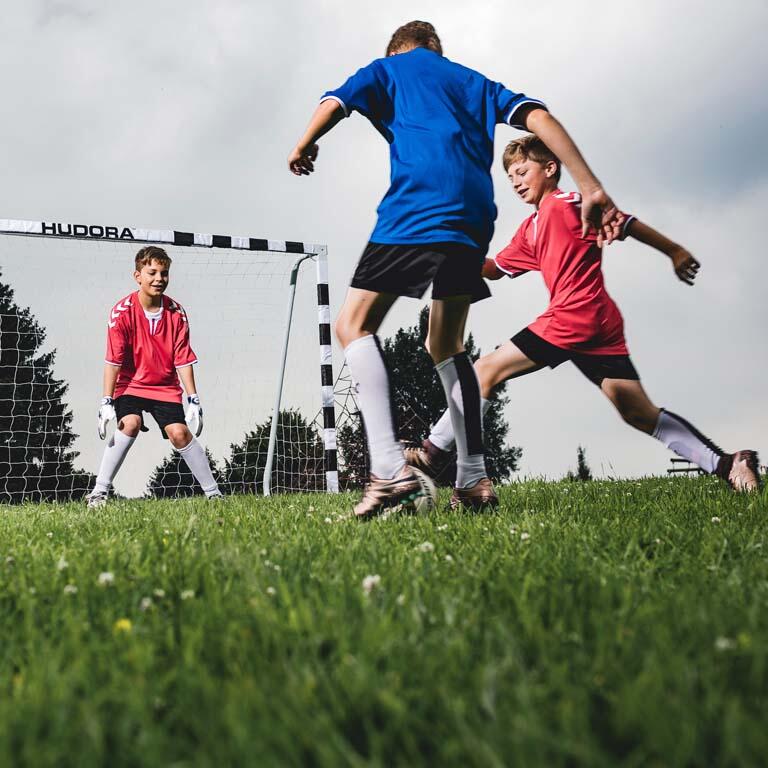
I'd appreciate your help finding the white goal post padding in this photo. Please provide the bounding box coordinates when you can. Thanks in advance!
[0,219,338,500]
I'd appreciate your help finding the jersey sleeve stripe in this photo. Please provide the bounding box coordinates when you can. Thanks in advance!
[319,94,348,117]
[493,258,527,278]
[175,359,199,369]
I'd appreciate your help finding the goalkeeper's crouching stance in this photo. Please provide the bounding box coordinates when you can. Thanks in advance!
[86,246,222,508]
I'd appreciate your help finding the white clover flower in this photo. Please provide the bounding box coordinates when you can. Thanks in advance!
[163,529,171,536]
[5,555,15,565]
[715,636,736,651]
[97,571,114,586]
[436,524,448,532]
[260,548,268,556]
[29,587,36,595]
[56,556,68,571]
[520,532,530,541]
[180,589,195,601]
[509,528,517,535]
[266,586,276,596]
[153,588,166,599]
[396,593,406,606]
[63,584,78,595]
[417,541,434,553]
[308,505,315,512]
[444,554,454,563]
[711,516,721,524]
[362,574,381,595]
[139,597,153,611]
[46,532,53,539]
[324,517,333,524]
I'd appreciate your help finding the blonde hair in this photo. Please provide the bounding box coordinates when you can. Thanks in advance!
[134,246,172,271]
[502,134,561,183]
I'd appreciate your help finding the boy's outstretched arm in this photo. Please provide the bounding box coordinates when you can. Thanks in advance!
[522,107,621,246]
[625,219,701,285]
[288,100,346,176]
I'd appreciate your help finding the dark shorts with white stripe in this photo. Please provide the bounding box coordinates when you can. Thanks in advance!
[350,242,491,303]
[511,327,640,387]
[115,395,186,439]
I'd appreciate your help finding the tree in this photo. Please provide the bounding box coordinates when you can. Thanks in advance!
[146,446,224,498]
[220,408,325,494]
[567,445,593,482]
[337,306,522,487]
[0,271,94,502]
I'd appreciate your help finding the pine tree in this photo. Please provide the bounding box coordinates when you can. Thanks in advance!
[0,271,94,502]
[337,306,521,487]
[220,408,325,494]
[146,446,223,498]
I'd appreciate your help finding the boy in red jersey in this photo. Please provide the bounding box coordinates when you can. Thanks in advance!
[407,135,760,492]
[85,246,222,507]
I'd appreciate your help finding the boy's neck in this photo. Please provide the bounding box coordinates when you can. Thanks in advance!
[534,184,559,210]
[137,290,162,311]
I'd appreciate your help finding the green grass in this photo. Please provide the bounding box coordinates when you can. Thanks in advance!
[1,477,766,767]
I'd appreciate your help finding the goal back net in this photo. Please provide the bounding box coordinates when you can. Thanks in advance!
[0,219,338,502]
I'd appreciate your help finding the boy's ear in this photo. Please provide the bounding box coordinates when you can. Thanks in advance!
[545,160,558,178]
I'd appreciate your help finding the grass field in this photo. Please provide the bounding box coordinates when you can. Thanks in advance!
[1,477,766,767]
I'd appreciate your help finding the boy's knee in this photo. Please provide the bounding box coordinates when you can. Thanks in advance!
[118,416,142,437]
[166,424,192,448]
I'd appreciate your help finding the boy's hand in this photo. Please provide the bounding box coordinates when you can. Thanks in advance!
[185,395,204,437]
[98,397,115,440]
[288,144,319,176]
[670,246,700,285]
[580,187,623,246]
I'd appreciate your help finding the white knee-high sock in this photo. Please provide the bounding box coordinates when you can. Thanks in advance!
[652,409,723,474]
[435,353,487,488]
[344,334,405,479]
[93,430,136,493]
[429,392,491,452]
[177,438,220,496]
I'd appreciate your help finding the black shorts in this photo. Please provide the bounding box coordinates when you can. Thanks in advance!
[115,395,186,439]
[350,242,491,303]
[512,327,640,387]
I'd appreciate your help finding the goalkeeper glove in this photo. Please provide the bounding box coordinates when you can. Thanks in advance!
[185,395,203,437]
[98,396,116,439]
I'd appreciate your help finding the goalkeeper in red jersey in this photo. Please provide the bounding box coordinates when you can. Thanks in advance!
[407,135,760,492]
[85,246,222,507]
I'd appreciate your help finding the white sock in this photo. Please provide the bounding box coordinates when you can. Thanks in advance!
[652,409,723,474]
[344,335,405,479]
[435,353,487,488]
[93,429,136,493]
[429,394,491,453]
[177,438,220,496]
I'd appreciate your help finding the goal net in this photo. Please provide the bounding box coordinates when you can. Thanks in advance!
[0,219,340,502]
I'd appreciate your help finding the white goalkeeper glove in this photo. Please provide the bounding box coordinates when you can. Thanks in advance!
[98,396,116,440]
[185,394,203,437]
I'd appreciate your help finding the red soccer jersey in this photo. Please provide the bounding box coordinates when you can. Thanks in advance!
[105,292,197,403]
[494,190,634,355]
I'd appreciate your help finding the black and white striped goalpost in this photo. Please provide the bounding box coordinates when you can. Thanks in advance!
[0,219,339,495]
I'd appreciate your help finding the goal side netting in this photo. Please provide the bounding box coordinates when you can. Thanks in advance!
[0,219,341,502]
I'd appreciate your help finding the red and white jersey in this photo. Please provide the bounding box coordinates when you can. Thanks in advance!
[105,292,197,402]
[494,190,635,355]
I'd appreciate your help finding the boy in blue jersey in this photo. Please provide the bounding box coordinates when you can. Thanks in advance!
[288,21,623,518]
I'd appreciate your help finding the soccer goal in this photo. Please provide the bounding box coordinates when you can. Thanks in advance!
[0,219,339,502]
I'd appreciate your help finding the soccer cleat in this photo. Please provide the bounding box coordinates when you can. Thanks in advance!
[449,477,499,512]
[403,438,454,480]
[86,490,108,509]
[354,465,435,521]
[206,491,224,501]
[715,450,762,492]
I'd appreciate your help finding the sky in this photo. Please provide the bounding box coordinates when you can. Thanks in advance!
[1,0,766,494]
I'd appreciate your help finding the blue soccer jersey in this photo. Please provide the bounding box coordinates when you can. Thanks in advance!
[321,47,545,250]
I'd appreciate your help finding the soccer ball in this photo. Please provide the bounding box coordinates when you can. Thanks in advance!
[410,467,438,513]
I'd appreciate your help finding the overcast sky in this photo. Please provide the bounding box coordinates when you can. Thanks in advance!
[1,0,766,494]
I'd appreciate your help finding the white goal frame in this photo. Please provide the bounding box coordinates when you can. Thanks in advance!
[0,218,339,495]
